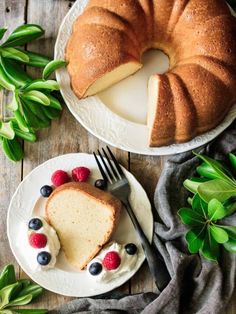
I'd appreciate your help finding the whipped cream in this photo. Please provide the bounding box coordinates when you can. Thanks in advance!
[87,242,139,283]
[27,216,60,271]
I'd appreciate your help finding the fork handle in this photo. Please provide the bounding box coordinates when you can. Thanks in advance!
[123,200,171,291]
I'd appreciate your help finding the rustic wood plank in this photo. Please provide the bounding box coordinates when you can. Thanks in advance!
[0,0,26,271]
[2,0,235,313]
[21,0,129,310]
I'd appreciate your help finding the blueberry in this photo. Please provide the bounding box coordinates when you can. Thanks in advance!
[37,252,51,266]
[125,243,137,255]
[28,218,43,231]
[94,179,107,190]
[40,185,53,197]
[89,262,103,275]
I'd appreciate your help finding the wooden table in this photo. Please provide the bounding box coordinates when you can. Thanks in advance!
[0,0,235,312]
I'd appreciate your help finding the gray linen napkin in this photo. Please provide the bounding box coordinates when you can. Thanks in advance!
[50,120,236,314]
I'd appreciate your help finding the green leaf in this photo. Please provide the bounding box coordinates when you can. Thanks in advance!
[209,225,229,243]
[47,94,62,110]
[0,265,16,291]
[0,48,29,63]
[192,193,200,210]
[192,193,208,218]
[2,24,44,47]
[17,284,43,300]
[219,225,236,240]
[18,50,51,68]
[229,153,236,171]
[178,207,205,226]
[0,63,15,91]
[21,102,43,129]
[197,178,236,203]
[17,279,31,289]
[41,106,61,120]
[0,121,15,140]
[14,109,29,133]
[194,152,235,184]
[8,283,23,304]
[0,282,21,309]
[188,177,209,183]
[196,162,223,180]
[24,80,59,91]
[22,91,50,106]
[14,310,48,314]
[185,226,206,253]
[21,99,50,129]
[200,228,219,262]
[11,120,36,142]
[0,309,15,313]
[14,98,30,133]
[7,294,32,307]
[223,238,236,253]
[0,28,7,41]
[1,137,23,162]
[187,197,193,206]
[22,98,50,123]
[207,199,227,221]
[183,177,209,194]
[0,58,32,88]
[200,197,208,214]
[222,197,236,217]
[42,60,66,80]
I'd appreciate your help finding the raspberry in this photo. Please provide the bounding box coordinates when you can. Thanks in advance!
[51,170,70,187]
[29,233,47,249]
[72,167,90,182]
[102,251,121,270]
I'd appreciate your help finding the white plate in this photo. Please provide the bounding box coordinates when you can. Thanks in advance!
[7,153,153,297]
[55,0,236,155]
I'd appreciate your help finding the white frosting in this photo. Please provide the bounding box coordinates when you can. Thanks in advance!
[87,242,138,283]
[27,216,60,271]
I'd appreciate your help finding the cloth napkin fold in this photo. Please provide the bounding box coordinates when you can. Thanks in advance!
[50,120,236,314]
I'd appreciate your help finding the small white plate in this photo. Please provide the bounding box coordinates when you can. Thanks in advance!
[7,153,153,297]
[55,0,236,156]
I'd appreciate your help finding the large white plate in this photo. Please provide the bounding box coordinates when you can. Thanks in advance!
[55,0,236,155]
[7,153,153,297]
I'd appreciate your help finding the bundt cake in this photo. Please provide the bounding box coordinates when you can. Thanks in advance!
[46,182,121,270]
[65,0,236,146]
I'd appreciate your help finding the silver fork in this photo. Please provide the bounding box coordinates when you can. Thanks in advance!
[93,146,170,291]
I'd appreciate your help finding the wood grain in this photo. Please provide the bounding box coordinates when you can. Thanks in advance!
[0,1,235,313]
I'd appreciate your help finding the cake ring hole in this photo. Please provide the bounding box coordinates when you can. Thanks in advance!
[98,49,170,125]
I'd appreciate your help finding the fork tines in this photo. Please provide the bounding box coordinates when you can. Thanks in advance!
[93,146,125,183]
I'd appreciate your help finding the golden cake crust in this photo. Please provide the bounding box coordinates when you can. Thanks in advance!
[66,0,236,147]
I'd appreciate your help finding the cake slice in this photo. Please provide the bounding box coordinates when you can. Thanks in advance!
[65,23,142,98]
[45,182,121,270]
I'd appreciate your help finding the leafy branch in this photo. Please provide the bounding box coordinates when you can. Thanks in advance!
[0,264,47,313]
[184,152,236,203]
[178,152,236,261]
[0,24,66,162]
